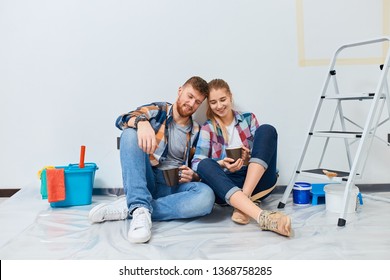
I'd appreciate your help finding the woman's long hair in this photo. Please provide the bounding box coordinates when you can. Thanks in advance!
[207,79,234,142]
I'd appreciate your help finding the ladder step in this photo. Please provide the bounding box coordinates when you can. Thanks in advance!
[322,93,375,100]
[300,168,351,182]
[311,131,362,138]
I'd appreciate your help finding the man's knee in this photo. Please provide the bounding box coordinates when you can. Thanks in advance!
[196,183,215,214]
[120,128,138,148]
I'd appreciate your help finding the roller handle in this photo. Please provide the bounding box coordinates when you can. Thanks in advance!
[79,145,86,168]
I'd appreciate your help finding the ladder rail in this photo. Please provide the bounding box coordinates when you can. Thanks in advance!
[384,75,390,120]
[332,37,390,62]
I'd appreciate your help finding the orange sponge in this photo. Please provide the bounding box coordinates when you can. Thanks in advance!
[46,168,66,203]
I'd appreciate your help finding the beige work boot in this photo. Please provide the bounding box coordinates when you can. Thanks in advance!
[258,210,291,237]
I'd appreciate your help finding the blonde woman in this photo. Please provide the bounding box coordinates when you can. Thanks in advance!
[192,79,291,237]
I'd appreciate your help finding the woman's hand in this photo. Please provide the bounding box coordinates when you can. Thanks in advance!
[222,157,244,173]
[241,146,250,164]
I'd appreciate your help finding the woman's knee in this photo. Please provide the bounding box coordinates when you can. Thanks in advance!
[253,124,278,148]
[256,124,278,138]
[197,158,216,175]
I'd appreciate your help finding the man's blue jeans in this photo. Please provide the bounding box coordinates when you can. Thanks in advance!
[197,124,278,204]
[120,128,215,221]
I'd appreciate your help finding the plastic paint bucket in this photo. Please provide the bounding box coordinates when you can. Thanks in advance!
[293,182,312,205]
[324,184,360,213]
[45,163,98,207]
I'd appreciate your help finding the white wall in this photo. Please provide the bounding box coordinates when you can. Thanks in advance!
[1,0,389,189]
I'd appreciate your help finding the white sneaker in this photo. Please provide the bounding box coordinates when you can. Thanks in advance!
[88,196,128,224]
[128,207,152,243]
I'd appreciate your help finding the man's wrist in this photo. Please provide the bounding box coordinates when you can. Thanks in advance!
[134,115,148,128]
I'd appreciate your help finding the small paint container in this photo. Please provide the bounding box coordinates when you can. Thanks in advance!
[293,182,312,205]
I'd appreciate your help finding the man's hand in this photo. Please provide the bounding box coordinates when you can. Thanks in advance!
[178,165,197,183]
[136,121,157,154]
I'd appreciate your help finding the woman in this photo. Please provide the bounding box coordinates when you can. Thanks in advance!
[191,79,291,237]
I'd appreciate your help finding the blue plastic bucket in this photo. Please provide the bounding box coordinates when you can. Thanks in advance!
[293,182,312,205]
[48,163,98,207]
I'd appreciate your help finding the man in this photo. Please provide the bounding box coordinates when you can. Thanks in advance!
[89,76,215,243]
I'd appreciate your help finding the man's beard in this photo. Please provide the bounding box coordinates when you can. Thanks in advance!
[176,101,194,118]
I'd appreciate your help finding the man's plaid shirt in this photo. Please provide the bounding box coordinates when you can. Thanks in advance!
[116,102,200,167]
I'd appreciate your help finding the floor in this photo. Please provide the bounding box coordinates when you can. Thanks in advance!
[0,185,389,260]
[0,198,8,205]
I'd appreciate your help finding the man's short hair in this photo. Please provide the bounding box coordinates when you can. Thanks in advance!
[183,76,209,98]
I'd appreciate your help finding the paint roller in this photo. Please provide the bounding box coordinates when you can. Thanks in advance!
[79,145,86,168]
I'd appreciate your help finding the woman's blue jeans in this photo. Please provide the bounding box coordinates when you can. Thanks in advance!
[120,128,215,221]
[197,124,278,204]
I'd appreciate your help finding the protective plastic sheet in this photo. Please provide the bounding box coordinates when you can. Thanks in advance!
[0,186,389,259]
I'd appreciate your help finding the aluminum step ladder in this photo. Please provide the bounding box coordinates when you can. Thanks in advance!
[278,37,390,226]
